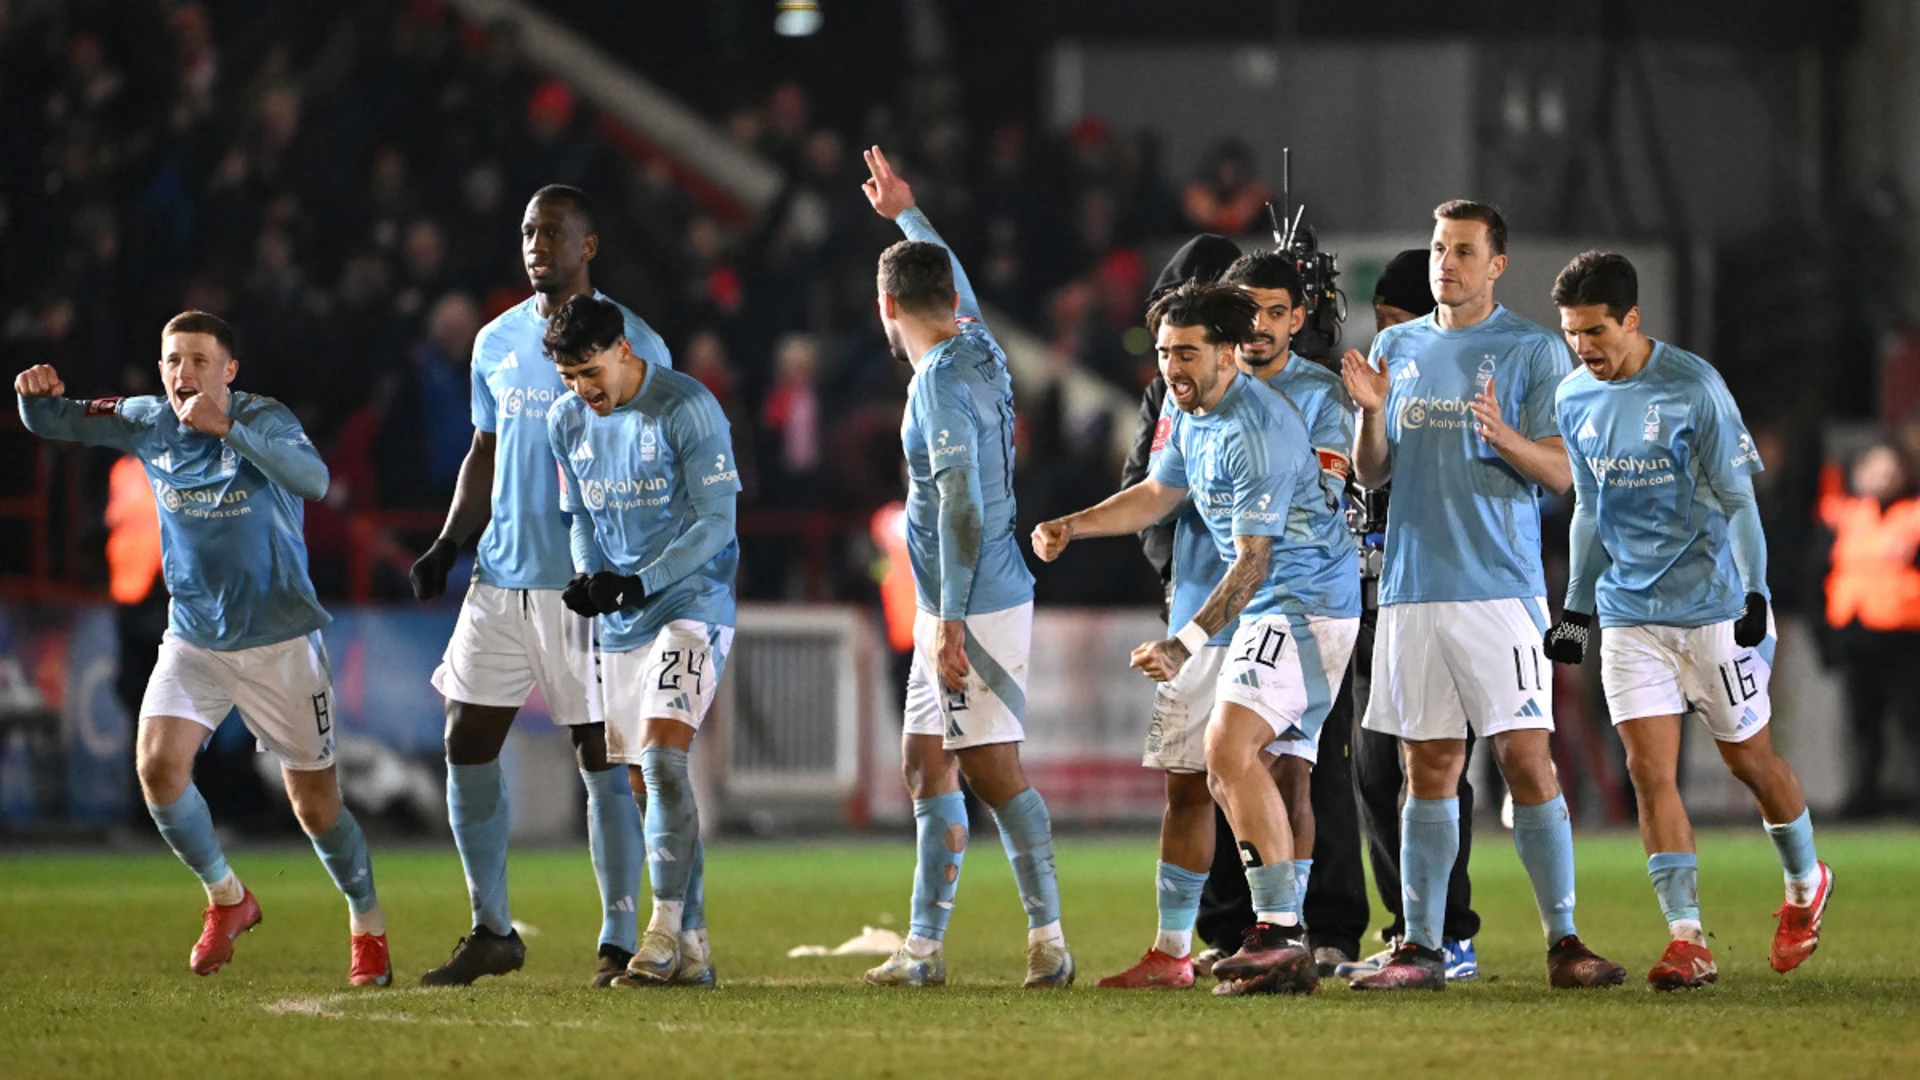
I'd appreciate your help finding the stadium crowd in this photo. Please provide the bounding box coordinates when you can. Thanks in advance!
[3,0,1917,817]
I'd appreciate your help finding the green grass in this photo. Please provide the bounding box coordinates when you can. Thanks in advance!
[3,830,1917,1078]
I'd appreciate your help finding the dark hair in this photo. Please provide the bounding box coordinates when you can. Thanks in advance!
[1223,251,1305,307]
[1145,281,1258,347]
[1434,199,1508,256]
[877,239,955,318]
[162,310,237,357]
[542,295,626,364]
[1551,251,1638,321]
[530,184,595,232]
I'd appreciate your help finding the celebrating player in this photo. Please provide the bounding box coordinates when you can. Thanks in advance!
[544,294,740,988]
[1341,201,1625,991]
[1036,282,1360,996]
[860,145,1074,989]
[15,312,389,986]
[1097,255,1363,991]
[1544,252,1831,990]
[411,185,670,987]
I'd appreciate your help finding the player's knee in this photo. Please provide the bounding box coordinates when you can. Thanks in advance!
[569,724,610,772]
[1719,740,1774,786]
[286,779,342,835]
[1165,770,1212,810]
[1624,750,1677,795]
[134,749,188,804]
[443,704,510,765]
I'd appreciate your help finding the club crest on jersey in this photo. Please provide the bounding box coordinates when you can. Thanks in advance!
[1642,402,1662,441]
[86,397,122,416]
[1476,355,1497,391]
[219,446,237,475]
[1151,416,1171,453]
[639,420,659,463]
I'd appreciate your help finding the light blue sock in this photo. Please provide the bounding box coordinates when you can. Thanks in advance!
[910,791,968,941]
[990,787,1062,930]
[581,765,644,953]
[1291,858,1313,920]
[1647,852,1700,925]
[1245,860,1297,923]
[447,760,512,935]
[1402,797,1459,950]
[1156,861,1207,932]
[1512,794,1579,943]
[1764,809,1819,879]
[683,840,707,932]
[148,784,232,890]
[639,747,698,910]
[309,807,378,914]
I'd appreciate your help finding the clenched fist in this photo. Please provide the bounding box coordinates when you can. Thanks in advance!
[13,365,65,398]
[1031,518,1074,562]
[175,389,233,438]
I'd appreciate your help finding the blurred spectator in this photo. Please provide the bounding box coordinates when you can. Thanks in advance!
[412,291,482,493]
[1181,138,1271,234]
[761,333,824,503]
[1815,442,1920,818]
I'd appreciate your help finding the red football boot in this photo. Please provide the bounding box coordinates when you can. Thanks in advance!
[1771,862,1834,973]
[350,932,392,987]
[1647,938,1717,991]
[1096,948,1195,989]
[190,888,262,975]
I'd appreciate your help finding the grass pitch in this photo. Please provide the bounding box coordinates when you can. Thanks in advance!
[3,829,1917,1078]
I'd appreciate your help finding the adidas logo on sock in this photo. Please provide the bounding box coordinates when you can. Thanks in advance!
[1513,699,1544,719]
[610,895,636,913]
[649,846,677,863]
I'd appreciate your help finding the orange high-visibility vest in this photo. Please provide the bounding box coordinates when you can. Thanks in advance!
[1820,491,1920,632]
[105,454,161,605]
[870,502,915,653]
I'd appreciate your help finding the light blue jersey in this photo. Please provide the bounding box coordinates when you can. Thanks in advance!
[1150,373,1360,620]
[1557,341,1766,628]
[895,207,1034,618]
[1158,353,1356,642]
[1370,306,1571,604]
[549,364,740,654]
[472,293,670,591]
[20,392,329,650]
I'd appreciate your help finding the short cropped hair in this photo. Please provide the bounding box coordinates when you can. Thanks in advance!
[1551,251,1638,321]
[1145,281,1258,347]
[877,240,955,319]
[1434,199,1508,256]
[530,184,595,232]
[1222,251,1305,307]
[542,294,626,364]
[162,310,237,357]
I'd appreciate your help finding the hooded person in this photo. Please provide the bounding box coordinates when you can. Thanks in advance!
[1117,234,1245,597]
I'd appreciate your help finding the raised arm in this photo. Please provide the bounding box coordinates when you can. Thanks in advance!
[1342,347,1393,487]
[863,145,983,325]
[15,365,146,451]
[1031,478,1188,562]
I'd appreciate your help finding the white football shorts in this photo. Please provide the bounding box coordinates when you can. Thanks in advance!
[1600,612,1775,743]
[1364,598,1555,741]
[141,629,337,771]
[904,602,1031,751]
[431,582,595,726]
[596,620,735,765]
[1143,643,1227,773]
[1215,613,1360,765]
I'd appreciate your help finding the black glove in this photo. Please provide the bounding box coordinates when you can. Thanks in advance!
[1733,592,1769,648]
[409,537,459,601]
[587,571,648,614]
[561,573,600,617]
[1543,610,1593,665]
